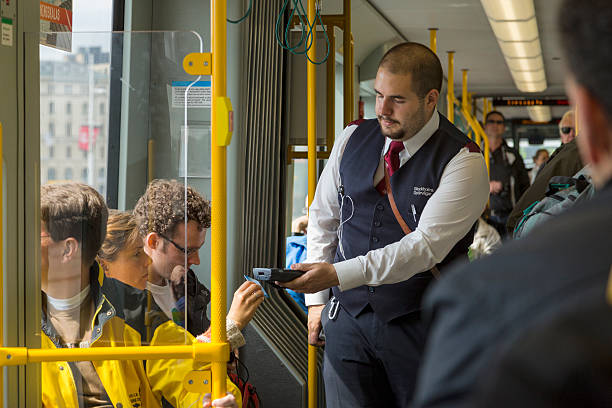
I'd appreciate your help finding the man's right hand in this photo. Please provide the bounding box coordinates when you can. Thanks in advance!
[308,304,325,347]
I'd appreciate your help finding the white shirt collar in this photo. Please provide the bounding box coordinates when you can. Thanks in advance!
[383,110,440,159]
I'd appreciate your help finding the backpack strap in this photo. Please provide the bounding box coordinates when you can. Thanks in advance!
[384,167,441,279]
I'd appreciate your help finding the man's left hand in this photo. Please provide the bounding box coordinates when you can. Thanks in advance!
[278,262,339,293]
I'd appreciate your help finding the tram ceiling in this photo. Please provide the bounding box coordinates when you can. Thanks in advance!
[323,0,566,100]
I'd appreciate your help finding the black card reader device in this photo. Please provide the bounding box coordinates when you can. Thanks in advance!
[252,268,304,283]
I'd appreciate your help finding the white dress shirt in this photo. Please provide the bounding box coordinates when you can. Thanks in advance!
[304,112,490,306]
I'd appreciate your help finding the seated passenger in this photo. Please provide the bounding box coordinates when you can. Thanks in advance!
[506,110,584,233]
[133,179,264,341]
[98,209,249,350]
[412,1,612,406]
[529,148,549,184]
[98,209,150,290]
[40,183,241,407]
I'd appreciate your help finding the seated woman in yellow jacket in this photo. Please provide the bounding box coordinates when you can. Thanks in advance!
[40,183,240,408]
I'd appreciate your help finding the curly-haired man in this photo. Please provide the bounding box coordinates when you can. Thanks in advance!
[134,179,263,341]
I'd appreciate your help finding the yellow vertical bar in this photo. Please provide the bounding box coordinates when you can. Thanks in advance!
[575,103,579,136]
[0,121,3,408]
[307,1,318,407]
[482,98,489,124]
[447,51,454,123]
[429,28,438,54]
[327,31,336,153]
[147,140,155,183]
[343,0,352,126]
[211,0,228,400]
[461,69,468,112]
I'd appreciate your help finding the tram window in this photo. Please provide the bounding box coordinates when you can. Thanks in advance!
[509,139,559,169]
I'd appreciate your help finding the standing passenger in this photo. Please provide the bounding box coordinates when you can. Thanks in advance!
[280,42,489,407]
[412,0,612,404]
[484,110,530,237]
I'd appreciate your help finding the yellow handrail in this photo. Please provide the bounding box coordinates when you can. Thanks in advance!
[0,121,3,408]
[429,28,438,54]
[447,51,455,123]
[211,0,230,401]
[307,2,319,406]
[0,342,229,366]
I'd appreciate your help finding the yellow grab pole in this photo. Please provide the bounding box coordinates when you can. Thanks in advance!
[575,103,579,136]
[211,0,228,400]
[0,121,3,408]
[461,69,468,113]
[307,1,318,407]
[447,51,455,123]
[482,98,490,124]
[429,28,438,54]
[0,342,229,366]
[343,0,352,125]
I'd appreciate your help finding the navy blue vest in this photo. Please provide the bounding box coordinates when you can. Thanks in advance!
[333,113,478,322]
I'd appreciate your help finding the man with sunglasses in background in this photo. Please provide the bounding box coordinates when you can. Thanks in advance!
[134,179,264,339]
[559,110,576,144]
[483,110,530,237]
[506,109,584,233]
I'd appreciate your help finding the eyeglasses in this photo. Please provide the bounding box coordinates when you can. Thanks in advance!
[158,233,199,256]
[560,126,574,134]
[486,120,504,125]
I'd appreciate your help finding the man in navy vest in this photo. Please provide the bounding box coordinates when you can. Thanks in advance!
[280,42,489,406]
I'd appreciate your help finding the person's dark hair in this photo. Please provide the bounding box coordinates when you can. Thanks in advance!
[41,183,108,267]
[560,0,612,121]
[133,179,211,238]
[378,42,443,98]
[98,209,141,264]
[485,110,505,123]
[533,148,549,162]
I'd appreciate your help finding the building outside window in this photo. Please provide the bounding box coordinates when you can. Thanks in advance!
[66,146,71,158]
[47,168,56,180]
[64,168,73,179]
[66,102,71,114]
[49,102,54,113]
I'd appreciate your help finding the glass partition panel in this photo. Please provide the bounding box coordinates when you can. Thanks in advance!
[33,30,222,407]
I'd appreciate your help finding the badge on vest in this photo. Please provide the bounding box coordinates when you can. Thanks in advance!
[413,186,435,197]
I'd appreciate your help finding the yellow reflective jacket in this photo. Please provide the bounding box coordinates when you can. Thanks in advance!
[41,264,241,408]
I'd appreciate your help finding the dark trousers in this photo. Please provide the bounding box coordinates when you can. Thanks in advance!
[321,302,426,408]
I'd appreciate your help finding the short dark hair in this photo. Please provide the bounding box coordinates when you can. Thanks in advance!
[560,0,612,121]
[133,179,211,238]
[378,42,443,98]
[41,183,108,267]
[485,110,505,123]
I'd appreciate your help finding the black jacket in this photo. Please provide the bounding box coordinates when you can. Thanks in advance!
[412,180,612,408]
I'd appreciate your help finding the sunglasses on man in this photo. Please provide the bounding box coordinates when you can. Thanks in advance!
[486,119,504,125]
[560,126,574,134]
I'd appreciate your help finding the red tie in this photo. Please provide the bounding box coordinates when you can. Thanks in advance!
[376,141,405,195]
[385,141,405,177]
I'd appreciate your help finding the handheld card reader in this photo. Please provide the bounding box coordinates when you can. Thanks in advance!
[252,268,305,283]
